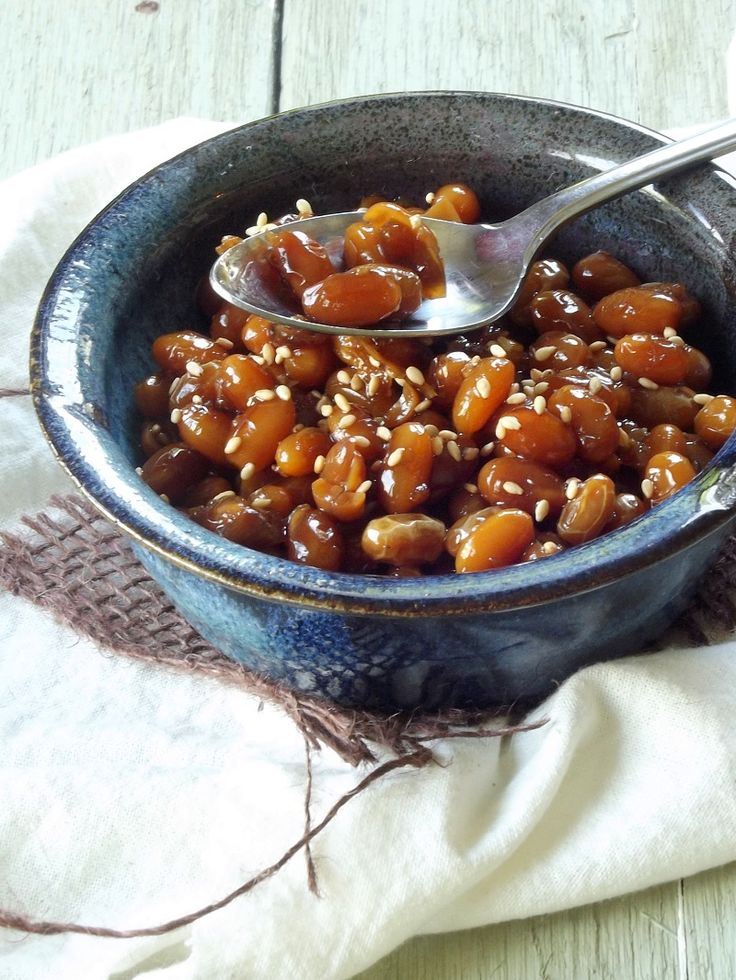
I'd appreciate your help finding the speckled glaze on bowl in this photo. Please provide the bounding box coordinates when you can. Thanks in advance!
[32,92,736,711]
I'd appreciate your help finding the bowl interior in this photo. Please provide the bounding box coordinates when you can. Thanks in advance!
[34,92,736,610]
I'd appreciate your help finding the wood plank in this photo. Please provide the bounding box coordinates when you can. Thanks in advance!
[0,0,275,179]
[684,862,736,979]
[358,881,683,980]
[279,0,735,129]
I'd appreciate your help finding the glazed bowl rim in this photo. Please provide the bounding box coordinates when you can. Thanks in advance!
[31,90,736,616]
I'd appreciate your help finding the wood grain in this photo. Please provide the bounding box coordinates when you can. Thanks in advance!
[358,882,683,980]
[0,0,275,179]
[684,862,736,979]
[279,0,736,130]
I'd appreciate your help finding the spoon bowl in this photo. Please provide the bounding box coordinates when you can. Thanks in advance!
[211,117,736,338]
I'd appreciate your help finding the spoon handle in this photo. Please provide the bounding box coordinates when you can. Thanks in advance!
[513,117,736,259]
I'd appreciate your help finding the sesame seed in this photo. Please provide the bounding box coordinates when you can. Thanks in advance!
[432,436,444,456]
[669,335,685,347]
[530,368,544,381]
[424,424,439,437]
[353,436,371,448]
[350,374,363,391]
[495,422,507,440]
[480,441,495,457]
[224,435,242,455]
[606,335,619,345]
[313,455,325,474]
[151,423,161,433]
[215,337,234,349]
[340,413,357,428]
[320,404,334,417]
[336,370,351,384]
[251,497,272,509]
[251,355,266,366]
[663,326,678,339]
[275,384,292,401]
[261,343,275,365]
[542,541,558,555]
[638,377,659,390]
[533,382,549,395]
[506,391,526,405]
[509,382,520,394]
[439,429,457,441]
[245,225,260,237]
[589,340,607,352]
[558,405,573,424]
[470,355,481,366]
[447,440,462,462]
[240,463,255,480]
[387,448,405,467]
[160,493,170,504]
[641,478,655,500]
[368,356,381,368]
[499,415,521,431]
[395,378,406,388]
[409,214,422,230]
[425,191,436,204]
[368,375,381,397]
[135,466,143,475]
[212,490,236,502]
[191,394,203,405]
[255,388,276,401]
[535,499,550,522]
[406,365,425,386]
[168,378,179,395]
[533,395,547,415]
[257,212,269,227]
[589,377,603,395]
[413,398,430,413]
[376,426,391,441]
[534,345,556,362]
[503,480,524,495]
[462,447,479,461]
[186,360,203,377]
[334,392,351,413]
[463,483,478,494]
[356,480,372,495]
[275,345,292,363]
[292,423,304,432]
[693,393,714,405]
[489,344,507,358]
[170,408,182,424]
[296,198,313,216]
[609,366,623,382]
[565,478,580,500]
[473,377,491,399]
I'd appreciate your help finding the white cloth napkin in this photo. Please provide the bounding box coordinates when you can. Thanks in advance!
[2,120,736,980]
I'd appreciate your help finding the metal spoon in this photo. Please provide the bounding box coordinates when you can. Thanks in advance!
[210,118,736,339]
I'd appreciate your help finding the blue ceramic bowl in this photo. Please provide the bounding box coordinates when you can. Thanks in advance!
[32,92,736,712]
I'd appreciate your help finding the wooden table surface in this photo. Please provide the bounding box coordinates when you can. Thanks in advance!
[3,1,736,977]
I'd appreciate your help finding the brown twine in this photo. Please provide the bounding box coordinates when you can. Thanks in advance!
[0,387,30,398]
